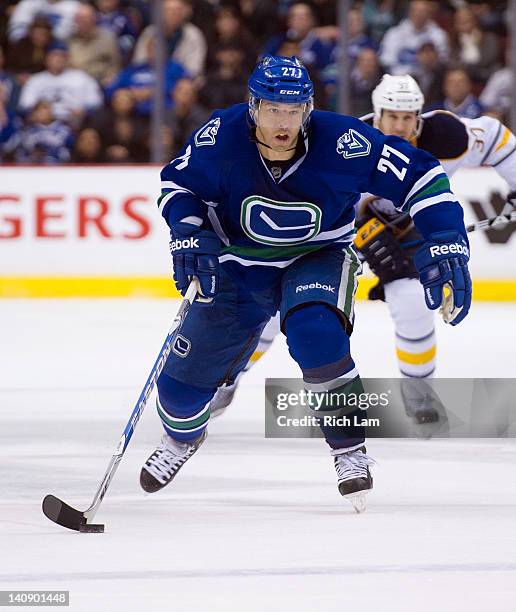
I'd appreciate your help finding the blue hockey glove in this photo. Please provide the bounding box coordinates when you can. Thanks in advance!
[413,231,472,326]
[170,222,220,300]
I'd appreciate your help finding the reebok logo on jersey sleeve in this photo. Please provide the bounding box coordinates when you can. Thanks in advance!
[295,282,336,293]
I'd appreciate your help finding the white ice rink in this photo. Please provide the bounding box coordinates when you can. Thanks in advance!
[1,298,515,611]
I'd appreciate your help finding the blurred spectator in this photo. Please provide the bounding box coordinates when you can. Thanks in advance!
[8,0,80,42]
[469,1,506,35]
[133,0,207,78]
[121,1,149,40]
[68,4,121,85]
[349,48,382,117]
[71,126,105,162]
[94,0,136,60]
[208,6,257,71]
[1,4,15,47]
[312,8,377,103]
[414,41,445,108]
[86,89,149,162]
[199,42,248,110]
[380,0,449,75]
[0,46,18,112]
[263,2,334,74]
[362,0,404,45]
[311,0,337,26]
[106,37,186,116]
[18,42,103,126]
[480,66,512,122]
[189,0,217,40]
[166,78,209,156]
[6,16,53,83]
[237,0,279,46]
[449,6,500,84]
[428,67,484,118]
[347,7,377,65]
[13,100,73,163]
[0,97,18,158]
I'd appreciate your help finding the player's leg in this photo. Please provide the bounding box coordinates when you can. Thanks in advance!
[384,277,436,378]
[281,245,374,509]
[210,314,280,417]
[354,200,442,423]
[140,270,270,492]
[383,278,443,423]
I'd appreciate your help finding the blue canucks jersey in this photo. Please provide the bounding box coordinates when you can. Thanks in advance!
[159,103,464,289]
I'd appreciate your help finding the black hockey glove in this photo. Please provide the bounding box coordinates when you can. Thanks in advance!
[170,222,221,300]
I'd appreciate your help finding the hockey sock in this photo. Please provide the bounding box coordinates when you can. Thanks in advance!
[284,304,365,449]
[156,372,216,442]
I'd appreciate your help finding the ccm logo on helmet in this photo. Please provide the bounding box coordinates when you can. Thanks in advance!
[170,237,200,251]
[280,89,301,95]
[429,243,469,258]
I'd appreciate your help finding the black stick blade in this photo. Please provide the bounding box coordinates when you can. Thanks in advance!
[42,495,86,531]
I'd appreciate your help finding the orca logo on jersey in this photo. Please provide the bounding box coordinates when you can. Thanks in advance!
[336,129,371,159]
[194,117,221,147]
[241,195,322,245]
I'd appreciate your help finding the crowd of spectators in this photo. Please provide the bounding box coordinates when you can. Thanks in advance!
[0,0,511,164]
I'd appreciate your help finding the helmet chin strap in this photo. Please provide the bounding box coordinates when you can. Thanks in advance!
[249,126,300,152]
[250,132,299,152]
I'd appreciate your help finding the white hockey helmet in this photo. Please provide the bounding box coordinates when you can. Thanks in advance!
[372,74,424,122]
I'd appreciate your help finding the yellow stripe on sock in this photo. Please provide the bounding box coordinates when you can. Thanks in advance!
[249,351,264,362]
[396,345,436,365]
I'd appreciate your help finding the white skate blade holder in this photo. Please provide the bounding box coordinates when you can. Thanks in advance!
[343,491,368,514]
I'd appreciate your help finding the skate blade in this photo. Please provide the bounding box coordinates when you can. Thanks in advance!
[343,490,368,514]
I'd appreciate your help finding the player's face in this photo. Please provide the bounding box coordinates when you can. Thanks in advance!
[378,110,418,141]
[255,100,304,151]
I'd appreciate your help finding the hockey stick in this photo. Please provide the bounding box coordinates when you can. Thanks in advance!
[400,209,516,251]
[42,279,199,533]
[465,209,516,233]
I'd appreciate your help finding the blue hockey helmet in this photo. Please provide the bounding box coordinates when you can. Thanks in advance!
[248,55,314,129]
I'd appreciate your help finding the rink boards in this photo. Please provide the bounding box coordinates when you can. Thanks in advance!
[0,165,515,299]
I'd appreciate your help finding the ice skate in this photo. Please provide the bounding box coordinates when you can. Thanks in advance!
[334,446,374,513]
[209,382,237,418]
[140,431,207,493]
[401,380,440,425]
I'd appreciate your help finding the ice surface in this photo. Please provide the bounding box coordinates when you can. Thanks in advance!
[1,299,515,611]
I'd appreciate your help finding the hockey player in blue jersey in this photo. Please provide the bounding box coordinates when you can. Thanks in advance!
[140,56,472,510]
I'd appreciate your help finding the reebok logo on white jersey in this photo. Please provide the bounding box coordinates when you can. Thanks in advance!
[429,243,469,258]
[296,282,336,294]
[170,237,200,252]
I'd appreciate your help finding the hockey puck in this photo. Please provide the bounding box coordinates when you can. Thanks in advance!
[79,523,105,533]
